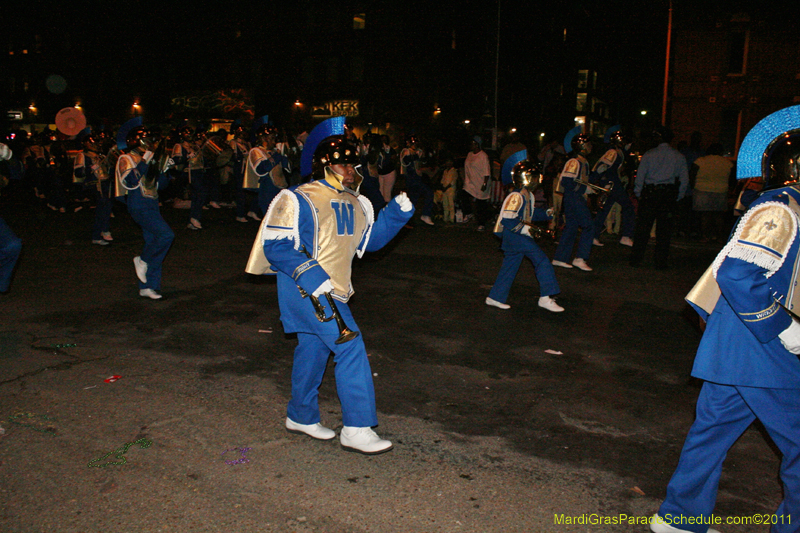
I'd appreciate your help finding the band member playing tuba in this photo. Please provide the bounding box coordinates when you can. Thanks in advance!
[486,150,564,312]
[115,118,175,300]
[245,116,413,454]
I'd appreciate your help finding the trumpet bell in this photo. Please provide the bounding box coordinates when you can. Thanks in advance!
[335,328,360,345]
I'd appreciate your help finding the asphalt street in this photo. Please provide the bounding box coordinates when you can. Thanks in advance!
[0,185,781,532]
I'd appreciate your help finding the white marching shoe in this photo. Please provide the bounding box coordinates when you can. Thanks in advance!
[340,426,393,455]
[139,288,162,300]
[551,260,573,269]
[485,297,510,310]
[650,514,720,533]
[285,417,335,441]
[572,258,593,271]
[538,296,564,313]
[619,236,634,247]
[133,256,148,283]
[592,238,604,247]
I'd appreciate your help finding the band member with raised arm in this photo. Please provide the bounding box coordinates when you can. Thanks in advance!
[115,118,174,300]
[244,116,291,217]
[245,117,413,454]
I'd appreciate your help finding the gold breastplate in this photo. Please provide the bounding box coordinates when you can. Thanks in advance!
[298,181,368,301]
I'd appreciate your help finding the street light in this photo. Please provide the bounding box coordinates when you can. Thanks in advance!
[464,119,470,125]
[641,110,648,116]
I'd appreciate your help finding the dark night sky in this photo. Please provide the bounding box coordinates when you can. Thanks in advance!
[1,0,787,137]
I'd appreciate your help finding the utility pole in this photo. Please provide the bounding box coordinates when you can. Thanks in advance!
[661,0,673,127]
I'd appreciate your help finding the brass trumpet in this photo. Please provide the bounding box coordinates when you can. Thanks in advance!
[585,181,614,195]
[585,181,614,211]
[523,220,556,241]
[297,246,359,344]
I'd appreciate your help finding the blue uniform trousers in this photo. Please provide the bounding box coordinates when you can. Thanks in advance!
[488,248,560,303]
[257,179,283,217]
[188,169,208,222]
[287,328,378,428]
[593,186,635,239]
[405,174,434,218]
[554,191,594,263]
[91,182,113,240]
[0,217,22,292]
[659,382,800,533]
[127,198,174,291]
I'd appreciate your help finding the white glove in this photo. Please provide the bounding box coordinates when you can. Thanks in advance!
[142,150,155,163]
[521,225,531,237]
[395,192,413,212]
[0,143,12,161]
[779,319,800,354]
[312,279,334,298]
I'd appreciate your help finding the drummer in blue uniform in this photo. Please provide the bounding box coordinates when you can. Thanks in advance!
[485,150,564,312]
[650,105,800,533]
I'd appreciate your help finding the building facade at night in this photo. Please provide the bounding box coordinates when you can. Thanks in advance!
[669,11,800,153]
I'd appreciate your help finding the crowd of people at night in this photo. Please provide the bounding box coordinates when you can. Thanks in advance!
[2,105,800,532]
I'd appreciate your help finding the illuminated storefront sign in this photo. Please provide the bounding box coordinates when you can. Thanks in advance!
[311,100,360,118]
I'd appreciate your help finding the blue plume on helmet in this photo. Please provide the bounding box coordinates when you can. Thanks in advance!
[117,117,142,151]
[300,116,346,177]
[563,126,582,154]
[252,115,269,129]
[77,127,92,141]
[737,105,800,180]
[501,149,528,185]
[604,125,621,144]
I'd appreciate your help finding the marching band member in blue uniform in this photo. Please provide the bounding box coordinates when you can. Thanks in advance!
[229,123,258,223]
[74,129,114,246]
[590,126,635,247]
[245,117,413,454]
[171,125,206,230]
[486,150,563,312]
[650,106,800,533]
[400,135,434,226]
[0,142,22,293]
[244,119,291,217]
[552,128,595,271]
[115,118,175,300]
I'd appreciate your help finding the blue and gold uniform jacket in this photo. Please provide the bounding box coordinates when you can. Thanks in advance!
[245,171,413,334]
[687,185,800,388]
[589,148,624,188]
[493,189,551,252]
[557,155,590,196]
[243,146,289,191]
